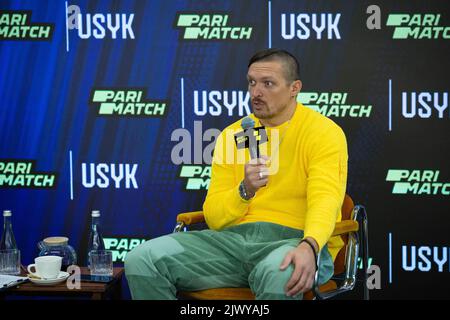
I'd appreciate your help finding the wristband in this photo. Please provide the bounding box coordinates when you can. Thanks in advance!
[300,238,318,271]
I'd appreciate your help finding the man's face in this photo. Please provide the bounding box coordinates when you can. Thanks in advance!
[247,60,298,121]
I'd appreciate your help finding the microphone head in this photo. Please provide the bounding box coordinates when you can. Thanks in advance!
[241,117,255,130]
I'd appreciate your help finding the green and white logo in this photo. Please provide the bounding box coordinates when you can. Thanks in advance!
[104,237,148,262]
[386,14,450,39]
[0,160,57,188]
[179,165,211,190]
[386,169,449,195]
[90,88,168,117]
[175,13,252,40]
[297,92,372,117]
[0,10,53,40]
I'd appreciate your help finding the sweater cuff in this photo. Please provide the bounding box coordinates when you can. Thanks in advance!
[303,230,331,252]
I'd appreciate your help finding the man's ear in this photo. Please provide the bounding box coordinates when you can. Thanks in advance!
[291,80,302,97]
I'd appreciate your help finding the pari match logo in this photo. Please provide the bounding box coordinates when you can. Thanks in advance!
[104,237,147,262]
[171,121,218,191]
[386,14,450,40]
[386,169,449,196]
[89,88,168,117]
[0,10,54,40]
[0,159,57,188]
[174,13,253,40]
[297,92,372,118]
[178,165,211,191]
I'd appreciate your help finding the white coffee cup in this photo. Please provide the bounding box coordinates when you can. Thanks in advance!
[27,256,62,279]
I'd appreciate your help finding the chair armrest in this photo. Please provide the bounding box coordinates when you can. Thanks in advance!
[176,211,205,226]
[176,213,358,233]
[331,220,359,237]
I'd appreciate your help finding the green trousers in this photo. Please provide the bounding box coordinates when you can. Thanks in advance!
[125,222,334,300]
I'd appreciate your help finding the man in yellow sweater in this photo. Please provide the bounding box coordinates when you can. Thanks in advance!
[125,49,348,300]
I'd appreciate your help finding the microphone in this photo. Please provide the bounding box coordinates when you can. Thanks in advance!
[241,117,258,159]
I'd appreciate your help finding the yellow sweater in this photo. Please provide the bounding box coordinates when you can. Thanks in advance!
[203,103,348,260]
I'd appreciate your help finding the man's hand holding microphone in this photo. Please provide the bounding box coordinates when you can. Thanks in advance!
[242,155,270,199]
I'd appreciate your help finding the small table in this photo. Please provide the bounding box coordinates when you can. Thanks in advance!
[1,267,124,300]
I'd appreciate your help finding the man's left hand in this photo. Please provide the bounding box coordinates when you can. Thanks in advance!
[279,238,318,297]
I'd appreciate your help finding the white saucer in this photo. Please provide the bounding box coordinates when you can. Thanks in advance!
[28,271,70,286]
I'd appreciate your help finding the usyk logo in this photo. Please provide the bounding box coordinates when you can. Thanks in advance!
[174,13,252,40]
[194,90,251,117]
[67,5,134,39]
[0,159,57,188]
[386,14,450,39]
[0,10,54,40]
[402,244,450,272]
[281,13,341,40]
[90,88,168,117]
[179,165,211,190]
[386,169,449,195]
[297,92,372,117]
[104,237,147,262]
[81,163,139,189]
[401,91,448,119]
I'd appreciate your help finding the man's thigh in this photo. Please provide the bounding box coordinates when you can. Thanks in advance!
[129,229,249,291]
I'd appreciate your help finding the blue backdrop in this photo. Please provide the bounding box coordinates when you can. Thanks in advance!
[1,0,449,299]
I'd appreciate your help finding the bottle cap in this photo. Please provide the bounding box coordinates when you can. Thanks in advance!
[3,210,11,217]
[43,236,69,246]
[92,210,100,217]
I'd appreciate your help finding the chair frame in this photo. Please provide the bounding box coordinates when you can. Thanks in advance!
[313,204,369,300]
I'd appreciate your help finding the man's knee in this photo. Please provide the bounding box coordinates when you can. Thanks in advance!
[250,245,303,300]
[250,245,294,287]
[124,241,150,276]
